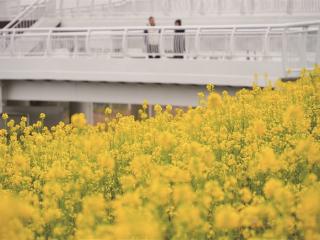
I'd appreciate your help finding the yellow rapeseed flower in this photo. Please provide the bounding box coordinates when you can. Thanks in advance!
[215,205,240,229]
[71,113,87,128]
[2,113,8,120]
[207,93,223,109]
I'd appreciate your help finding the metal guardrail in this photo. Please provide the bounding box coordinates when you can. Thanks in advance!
[0,21,319,74]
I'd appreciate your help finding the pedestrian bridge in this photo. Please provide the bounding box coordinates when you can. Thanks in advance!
[0,20,319,109]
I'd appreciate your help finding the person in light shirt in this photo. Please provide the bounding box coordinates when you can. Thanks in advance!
[144,16,161,58]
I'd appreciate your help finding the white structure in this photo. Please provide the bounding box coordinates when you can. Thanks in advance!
[0,0,319,123]
[2,0,320,25]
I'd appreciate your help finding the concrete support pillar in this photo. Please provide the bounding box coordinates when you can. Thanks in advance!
[128,104,132,115]
[70,102,94,125]
[148,104,153,117]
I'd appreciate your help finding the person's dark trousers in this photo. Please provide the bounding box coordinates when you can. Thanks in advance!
[147,45,160,58]
[149,55,161,58]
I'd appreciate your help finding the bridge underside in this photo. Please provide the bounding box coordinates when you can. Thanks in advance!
[1,79,241,107]
[0,78,242,125]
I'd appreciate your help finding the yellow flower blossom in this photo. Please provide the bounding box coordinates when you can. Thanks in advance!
[71,113,87,127]
[2,113,9,120]
[105,107,112,115]
[240,187,252,203]
[215,205,240,229]
[207,93,223,109]
[97,151,115,172]
[39,113,46,120]
[257,147,283,172]
[263,179,283,199]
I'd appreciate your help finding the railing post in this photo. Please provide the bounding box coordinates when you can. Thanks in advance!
[194,28,200,58]
[86,29,91,56]
[73,34,78,56]
[263,27,271,60]
[10,30,16,57]
[282,27,289,77]
[159,28,165,58]
[229,27,236,59]
[299,26,307,68]
[122,29,128,58]
[46,29,52,56]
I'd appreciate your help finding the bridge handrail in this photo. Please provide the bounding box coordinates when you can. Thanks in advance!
[1,20,320,32]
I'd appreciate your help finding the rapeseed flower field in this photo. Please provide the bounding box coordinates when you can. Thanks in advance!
[0,67,320,240]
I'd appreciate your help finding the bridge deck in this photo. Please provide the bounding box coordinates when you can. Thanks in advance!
[0,58,285,87]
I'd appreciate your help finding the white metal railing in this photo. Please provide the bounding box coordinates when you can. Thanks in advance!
[52,0,320,17]
[0,21,319,74]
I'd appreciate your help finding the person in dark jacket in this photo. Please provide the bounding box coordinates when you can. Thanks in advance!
[144,16,161,58]
[173,19,185,59]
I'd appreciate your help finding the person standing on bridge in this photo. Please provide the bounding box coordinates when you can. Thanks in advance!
[144,16,161,58]
[173,19,185,59]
